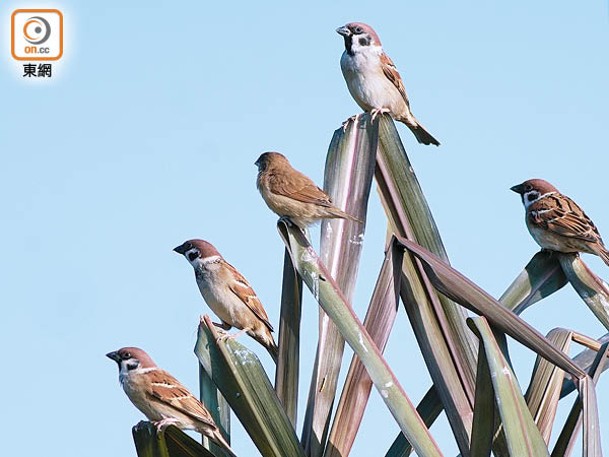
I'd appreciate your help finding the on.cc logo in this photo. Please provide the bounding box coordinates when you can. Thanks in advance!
[11,9,63,61]
[23,16,51,45]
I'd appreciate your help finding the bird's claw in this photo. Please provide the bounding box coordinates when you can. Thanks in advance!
[214,328,230,341]
[370,108,390,123]
[153,418,179,432]
[216,328,247,344]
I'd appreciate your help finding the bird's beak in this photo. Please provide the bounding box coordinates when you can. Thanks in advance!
[336,26,351,37]
[173,243,188,255]
[510,184,524,194]
[106,351,121,362]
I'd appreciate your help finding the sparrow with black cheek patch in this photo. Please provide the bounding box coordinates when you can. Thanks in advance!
[255,151,360,229]
[511,178,609,266]
[336,22,440,146]
[173,239,278,362]
[106,347,236,456]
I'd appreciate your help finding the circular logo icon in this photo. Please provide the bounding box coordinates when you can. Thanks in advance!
[23,16,51,45]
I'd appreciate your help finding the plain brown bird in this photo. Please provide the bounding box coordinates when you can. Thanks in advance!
[255,151,360,229]
[511,178,609,266]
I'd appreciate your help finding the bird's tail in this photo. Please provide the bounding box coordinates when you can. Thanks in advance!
[329,207,362,224]
[596,246,609,267]
[266,339,279,364]
[254,330,279,364]
[400,117,440,146]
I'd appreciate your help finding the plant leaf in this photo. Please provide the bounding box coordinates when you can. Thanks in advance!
[558,254,609,331]
[199,364,231,455]
[468,317,550,457]
[499,251,568,314]
[385,387,443,457]
[194,316,306,457]
[325,240,403,457]
[302,114,378,456]
[395,235,587,378]
[279,222,443,457]
[551,342,608,457]
[524,328,571,444]
[132,422,216,457]
[275,248,303,426]
[560,333,609,397]
[376,115,478,453]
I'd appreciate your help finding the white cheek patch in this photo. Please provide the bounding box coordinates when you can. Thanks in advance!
[523,191,557,209]
[185,249,201,266]
[350,37,382,54]
[523,191,540,209]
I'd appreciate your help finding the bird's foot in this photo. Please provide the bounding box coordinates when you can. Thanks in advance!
[342,113,361,131]
[216,328,247,343]
[153,418,180,432]
[370,108,390,123]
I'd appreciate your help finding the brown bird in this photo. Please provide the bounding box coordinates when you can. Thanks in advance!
[106,347,236,456]
[255,151,360,228]
[511,178,609,266]
[174,239,278,362]
[336,22,440,146]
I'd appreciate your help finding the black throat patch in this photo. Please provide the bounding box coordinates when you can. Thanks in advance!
[344,36,353,56]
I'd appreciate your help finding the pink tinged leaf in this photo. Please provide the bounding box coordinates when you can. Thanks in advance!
[302,114,378,456]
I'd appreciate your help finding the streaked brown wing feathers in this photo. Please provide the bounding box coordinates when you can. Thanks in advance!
[146,370,217,428]
[530,195,599,243]
[224,261,274,332]
[380,52,410,108]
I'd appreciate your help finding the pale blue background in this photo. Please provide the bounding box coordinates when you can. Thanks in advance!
[1,1,607,455]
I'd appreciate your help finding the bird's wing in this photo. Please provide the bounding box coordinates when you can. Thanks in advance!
[224,260,274,332]
[380,52,410,108]
[268,171,334,207]
[530,195,600,243]
[146,369,217,428]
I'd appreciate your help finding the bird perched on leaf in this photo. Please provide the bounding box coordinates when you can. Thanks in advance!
[255,151,360,229]
[511,178,609,266]
[336,22,440,146]
[106,347,236,456]
[174,239,278,362]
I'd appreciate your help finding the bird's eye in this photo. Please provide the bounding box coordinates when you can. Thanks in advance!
[123,352,131,359]
[525,185,532,191]
[354,26,363,34]
[188,252,198,261]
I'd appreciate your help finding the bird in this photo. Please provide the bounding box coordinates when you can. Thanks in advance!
[106,347,236,456]
[511,178,609,266]
[336,22,440,146]
[173,239,278,362]
[255,151,360,228]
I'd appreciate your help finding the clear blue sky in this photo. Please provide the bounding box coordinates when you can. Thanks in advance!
[1,1,607,455]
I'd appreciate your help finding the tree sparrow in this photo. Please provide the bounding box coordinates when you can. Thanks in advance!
[511,178,609,266]
[173,239,278,362]
[336,22,440,146]
[106,347,236,456]
[255,151,360,228]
